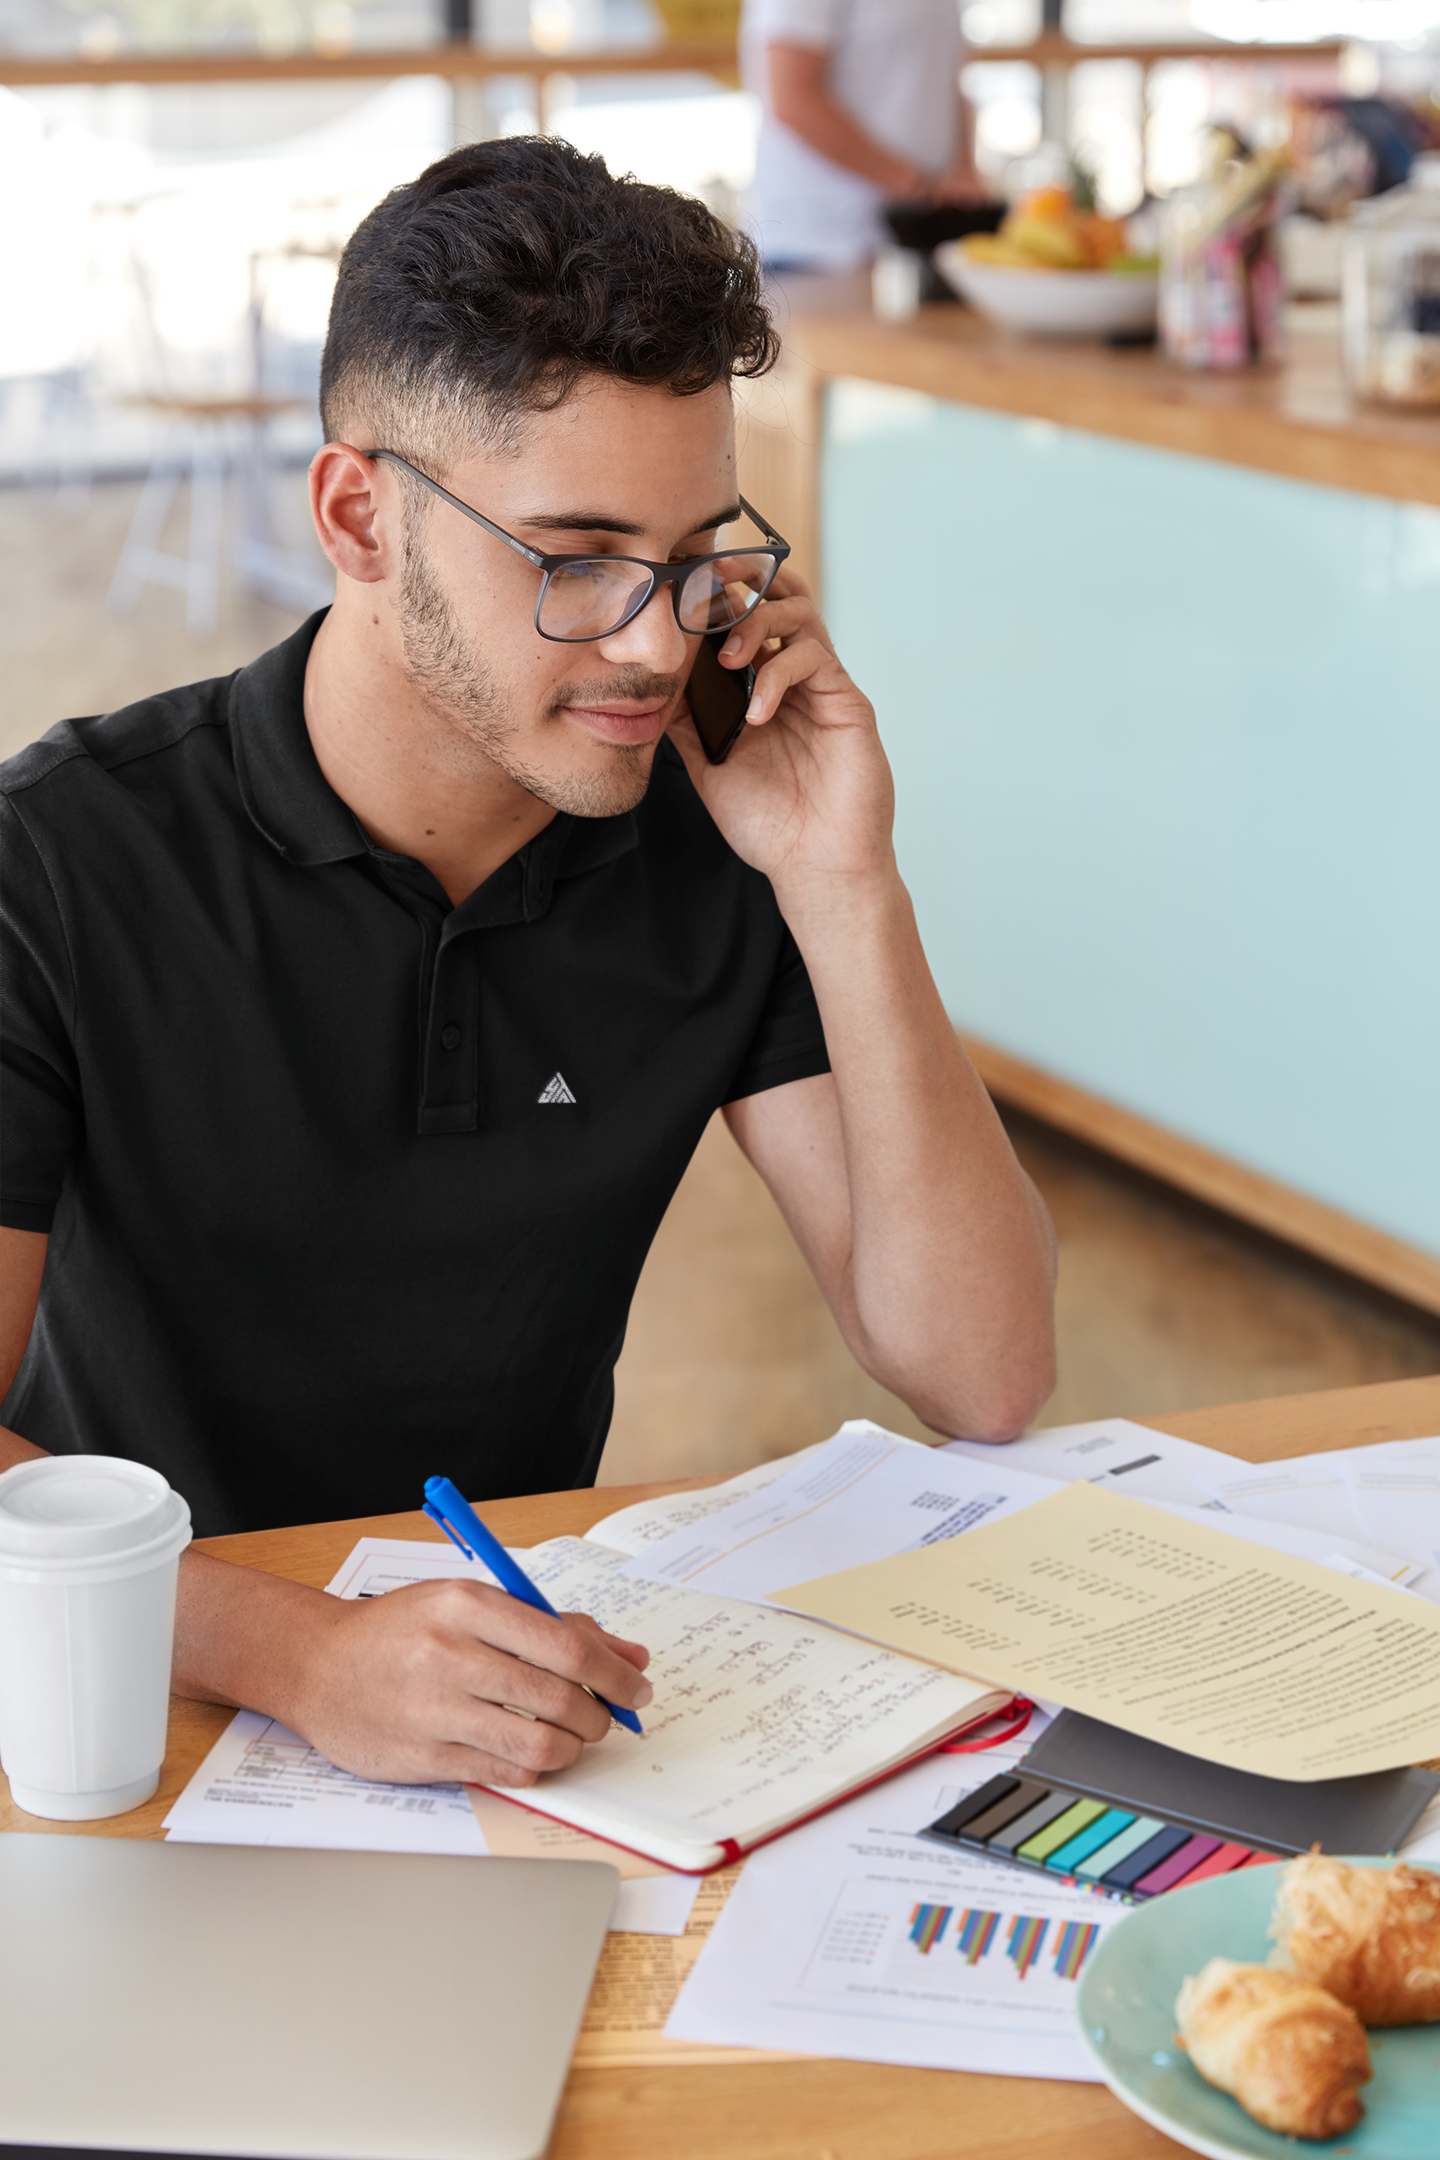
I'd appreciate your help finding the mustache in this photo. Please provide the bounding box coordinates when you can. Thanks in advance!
[545,667,686,717]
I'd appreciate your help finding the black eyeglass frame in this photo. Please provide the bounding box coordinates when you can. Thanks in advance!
[370,449,791,644]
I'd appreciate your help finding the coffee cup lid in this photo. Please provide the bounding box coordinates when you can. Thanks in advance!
[0,1456,187,1560]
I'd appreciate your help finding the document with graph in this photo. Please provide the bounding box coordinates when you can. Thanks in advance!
[666,1747,1122,2077]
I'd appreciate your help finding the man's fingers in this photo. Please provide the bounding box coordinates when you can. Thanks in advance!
[392,1714,588,1789]
[746,633,853,725]
[294,1578,654,1791]
[441,1581,653,1709]
[564,1609,652,1672]
[718,592,828,670]
[766,562,814,604]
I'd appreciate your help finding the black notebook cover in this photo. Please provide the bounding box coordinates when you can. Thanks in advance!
[1023,1711,1440,1859]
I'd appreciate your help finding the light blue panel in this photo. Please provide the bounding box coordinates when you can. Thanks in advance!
[823,377,1440,1255]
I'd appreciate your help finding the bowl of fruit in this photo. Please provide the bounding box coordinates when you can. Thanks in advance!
[935,186,1158,338]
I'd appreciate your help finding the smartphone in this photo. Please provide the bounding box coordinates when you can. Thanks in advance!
[686,629,756,765]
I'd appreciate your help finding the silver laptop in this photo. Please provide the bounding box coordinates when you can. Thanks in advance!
[0,1835,617,2160]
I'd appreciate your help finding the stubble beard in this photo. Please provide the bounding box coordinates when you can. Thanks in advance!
[398,528,680,820]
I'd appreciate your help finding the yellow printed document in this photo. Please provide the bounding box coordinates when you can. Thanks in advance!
[775,1481,1440,1780]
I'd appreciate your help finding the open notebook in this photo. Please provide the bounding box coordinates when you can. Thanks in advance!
[328,1467,1009,1874]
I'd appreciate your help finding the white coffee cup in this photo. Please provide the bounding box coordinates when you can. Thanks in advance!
[0,1455,192,1820]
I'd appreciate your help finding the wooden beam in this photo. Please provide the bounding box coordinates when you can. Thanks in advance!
[965,1032,1440,1318]
[971,34,1344,64]
[0,42,738,88]
[0,33,1345,90]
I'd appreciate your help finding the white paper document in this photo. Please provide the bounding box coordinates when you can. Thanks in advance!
[666,1749,1119,2077]
[1140,1496,1424,1588]
[325,1537,488,1599]
[163,1709,487,1856]
[1193,1457,1373,1541]
[1188,1455,1423,1587]
[619,1422,1060,1605]
[1339,1438,1440,1597]
[587,1443,834,1555]
[944,1419,1421,1588]
[942,1416,1241,1510]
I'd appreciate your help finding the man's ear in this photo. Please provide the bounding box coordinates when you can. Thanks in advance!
[309,443,398,585]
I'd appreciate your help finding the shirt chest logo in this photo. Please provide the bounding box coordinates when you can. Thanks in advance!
[537,1072,577,1105]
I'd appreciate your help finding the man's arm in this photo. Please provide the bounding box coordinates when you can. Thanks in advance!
[0,1227,47,1474]
[767,41,927,196]
[767,41,986,207]
[934,85,987,204]
[671,581,1057,1443]
[0,1228,651,1786]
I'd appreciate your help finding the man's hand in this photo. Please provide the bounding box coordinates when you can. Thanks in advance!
[933,159,990,205]
[670,576,1057,1445]
[174,1554,652,1789]
[670,569,895,908]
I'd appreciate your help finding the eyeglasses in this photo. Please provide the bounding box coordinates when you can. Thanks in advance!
[371,450,791,644]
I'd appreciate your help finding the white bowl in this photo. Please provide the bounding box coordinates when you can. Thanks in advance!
[935,243,1159,338]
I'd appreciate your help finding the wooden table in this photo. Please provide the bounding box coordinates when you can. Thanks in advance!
[6,1370,1440,2160]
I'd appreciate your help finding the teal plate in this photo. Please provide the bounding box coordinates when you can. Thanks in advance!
[1076,1859,1440,2158]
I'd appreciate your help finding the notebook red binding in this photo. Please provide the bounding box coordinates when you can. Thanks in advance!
[468,1695,1034,1875]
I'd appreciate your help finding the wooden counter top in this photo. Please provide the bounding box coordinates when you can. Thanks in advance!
[773,274,1440,508]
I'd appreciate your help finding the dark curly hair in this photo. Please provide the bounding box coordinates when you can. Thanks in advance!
[319,135,778,468]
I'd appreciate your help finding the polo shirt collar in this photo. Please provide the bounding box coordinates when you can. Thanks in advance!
[230,610,363,867]
[229,609,641,891]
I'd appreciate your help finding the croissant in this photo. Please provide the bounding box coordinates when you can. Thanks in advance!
[1272,1852,1440,2025]
[1175,1957,1370,2140]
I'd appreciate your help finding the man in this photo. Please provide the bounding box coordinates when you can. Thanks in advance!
[741,0,985,273]
[0,139,1054,1794]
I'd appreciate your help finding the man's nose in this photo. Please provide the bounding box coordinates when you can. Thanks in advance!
[595,586,692,676]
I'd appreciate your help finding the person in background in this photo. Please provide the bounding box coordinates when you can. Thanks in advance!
[741,0,985,274]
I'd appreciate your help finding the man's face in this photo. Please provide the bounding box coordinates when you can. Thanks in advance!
[393,375,738,819]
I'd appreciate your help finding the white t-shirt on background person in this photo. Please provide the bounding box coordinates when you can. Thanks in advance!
[741,0,964,271]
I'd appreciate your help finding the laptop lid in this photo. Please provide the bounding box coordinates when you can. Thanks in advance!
[0,1836,616,2160]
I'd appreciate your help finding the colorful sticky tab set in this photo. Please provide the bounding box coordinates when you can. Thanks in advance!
[920,1773,1280,1902]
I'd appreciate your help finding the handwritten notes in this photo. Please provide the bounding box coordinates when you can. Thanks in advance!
[776,1481,1440,1780]
[500,1538,1003,1865]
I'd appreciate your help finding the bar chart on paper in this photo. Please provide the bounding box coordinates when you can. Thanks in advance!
[665,1758,1123,2077]
[805,1878,1106,2010]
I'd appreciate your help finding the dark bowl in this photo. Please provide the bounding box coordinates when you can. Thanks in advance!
[882,199,1007,301]
[882,200,1006,253]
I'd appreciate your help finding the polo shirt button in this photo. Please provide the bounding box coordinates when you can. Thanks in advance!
[441,1024,462,1051]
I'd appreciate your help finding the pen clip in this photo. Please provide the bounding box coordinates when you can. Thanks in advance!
[423,1499,475,1562]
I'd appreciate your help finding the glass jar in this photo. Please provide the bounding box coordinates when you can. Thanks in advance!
[1343,153,1440,407]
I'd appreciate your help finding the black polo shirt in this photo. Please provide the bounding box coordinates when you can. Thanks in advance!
[0,613,829,1535]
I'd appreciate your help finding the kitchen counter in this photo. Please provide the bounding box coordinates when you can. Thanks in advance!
[737,278,1440,1310]
[770,276,1440,508]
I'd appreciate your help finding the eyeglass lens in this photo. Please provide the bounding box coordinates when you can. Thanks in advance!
[538,551,778,641]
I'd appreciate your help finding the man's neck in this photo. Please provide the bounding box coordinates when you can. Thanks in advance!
[302,596,555,909]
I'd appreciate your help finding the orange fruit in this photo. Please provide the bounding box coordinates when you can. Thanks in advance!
[1018,186,1074,223]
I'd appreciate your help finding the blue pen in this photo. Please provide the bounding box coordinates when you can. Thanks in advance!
[423,1476,643,1735]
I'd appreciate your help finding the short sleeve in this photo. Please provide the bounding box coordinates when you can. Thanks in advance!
[726,924,831,1102]
[0,796,82,1232]
[742,0,845,48]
